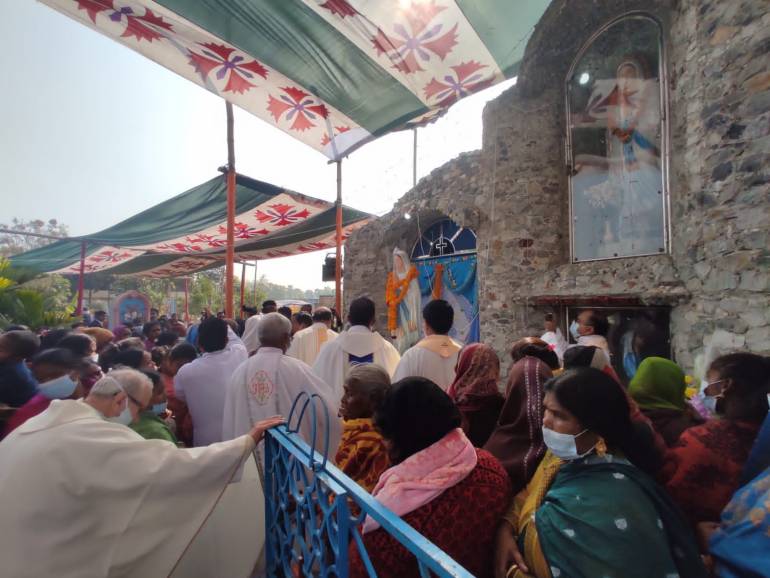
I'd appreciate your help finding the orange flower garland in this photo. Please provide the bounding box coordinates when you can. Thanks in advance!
[385,265,418,334]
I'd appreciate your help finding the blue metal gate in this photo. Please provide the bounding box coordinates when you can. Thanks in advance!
[263,392,474,578]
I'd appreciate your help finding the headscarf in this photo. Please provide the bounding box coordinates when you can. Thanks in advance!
[628,357,687,412]
[447,344,502,412]
[484,356,553,493]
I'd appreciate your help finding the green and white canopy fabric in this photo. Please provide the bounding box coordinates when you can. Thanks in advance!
[10,174,372,277]
[42,0,550,159]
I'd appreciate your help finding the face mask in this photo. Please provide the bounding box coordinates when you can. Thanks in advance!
[702,395,719,416]
[543,426,594,461]
[89,353,99,363]
[152,402,168,416]
[569,320,580,341]
[107,401,133,426]
[39,375,78,400]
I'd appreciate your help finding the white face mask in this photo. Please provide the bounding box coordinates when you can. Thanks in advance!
[569,320,580,341]
[700,378,725,416]
[89,353,99,363]
[542,426,594,461]
[107,400,133,426]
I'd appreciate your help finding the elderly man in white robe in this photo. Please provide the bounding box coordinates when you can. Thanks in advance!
[287,306,338,366]
[241,299,277,354]
[392,299,462,390]
[0,368,282,578]
[312,296,400,401]
[223,312,342,458]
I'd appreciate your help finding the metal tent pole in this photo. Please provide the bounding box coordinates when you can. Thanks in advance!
[184,277,190,323]
[253,260,258,305]
[225,102,236,318]
[239,262,246,317]
[335,160,343,316]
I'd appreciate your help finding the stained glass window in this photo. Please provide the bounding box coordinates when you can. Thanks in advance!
[411,219,476,260]
[568,15,668,261]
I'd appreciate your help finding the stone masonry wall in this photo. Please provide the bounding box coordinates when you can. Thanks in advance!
[344,0,770,374]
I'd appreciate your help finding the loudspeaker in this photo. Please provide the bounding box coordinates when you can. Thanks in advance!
[322,254,340,282]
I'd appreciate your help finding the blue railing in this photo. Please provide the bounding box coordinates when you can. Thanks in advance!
[264,392,475,578]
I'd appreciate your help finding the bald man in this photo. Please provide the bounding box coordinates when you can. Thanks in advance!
[287,306,338,366]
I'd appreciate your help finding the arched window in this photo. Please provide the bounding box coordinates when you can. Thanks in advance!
[567,14,668,262]
[411,218,476,260]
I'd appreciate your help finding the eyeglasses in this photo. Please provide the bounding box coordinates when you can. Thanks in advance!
[125,392,143,407]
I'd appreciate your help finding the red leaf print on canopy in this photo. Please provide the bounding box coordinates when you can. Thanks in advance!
[267,87,329,132]
[216,223,270,239]
[189,43,268,94]
[266,250,293,259]
[77,0,172,43]
[185,234,227,248]
[423,61,493,107]
[90,249,135,263]
[298,241,331,252]
[319,0,358,18]
[321,125,351,147]
[155,242,204,253]
[254,204,311,227]
[372,1,458,74]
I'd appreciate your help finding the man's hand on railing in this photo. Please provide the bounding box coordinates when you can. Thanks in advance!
[249,416,285,444]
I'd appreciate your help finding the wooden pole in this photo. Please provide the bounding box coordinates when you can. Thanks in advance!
[335,160,343,316]
[239,262,246,317]
[75,240,86,317]
[225,102,236,318]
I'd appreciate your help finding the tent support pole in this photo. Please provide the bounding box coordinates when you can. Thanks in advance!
[75,240,86,317]
[239,263,246,316]
[413,127,418,187]
[184,278,190,323]
[225,101,236,318]
[335,160,343,316]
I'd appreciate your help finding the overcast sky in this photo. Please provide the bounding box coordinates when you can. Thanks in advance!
[1,0,515,290]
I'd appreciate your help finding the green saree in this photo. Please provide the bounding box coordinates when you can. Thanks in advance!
[536,456,707,578]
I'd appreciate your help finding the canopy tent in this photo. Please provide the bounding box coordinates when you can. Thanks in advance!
[42,0,551,160]
[10,173,372,277]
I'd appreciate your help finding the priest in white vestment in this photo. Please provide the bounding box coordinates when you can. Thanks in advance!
[0,369,282,578]
[312,297,401,401]
[223,312,343,458]
[242,299,278,354]
[392,299,462,390]
[287,306,338,366]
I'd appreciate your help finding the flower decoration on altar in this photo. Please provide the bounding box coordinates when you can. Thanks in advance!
[385,265,418,335]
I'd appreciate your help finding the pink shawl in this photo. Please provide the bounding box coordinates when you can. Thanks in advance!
[362,428,477,533]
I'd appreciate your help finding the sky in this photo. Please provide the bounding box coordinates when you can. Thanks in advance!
[0,0,515,290]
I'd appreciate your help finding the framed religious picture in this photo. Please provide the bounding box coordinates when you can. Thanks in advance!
[567,14,668,262]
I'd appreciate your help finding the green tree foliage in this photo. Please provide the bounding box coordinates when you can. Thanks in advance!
[0,260,72,330]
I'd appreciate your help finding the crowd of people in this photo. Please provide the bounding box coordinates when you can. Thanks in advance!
[0,297,767,577]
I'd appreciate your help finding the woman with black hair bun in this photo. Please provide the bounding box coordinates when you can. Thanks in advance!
[494,368,705,578]
[348,377,511,578]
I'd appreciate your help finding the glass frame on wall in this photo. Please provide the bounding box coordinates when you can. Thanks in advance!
[566,13,670,262]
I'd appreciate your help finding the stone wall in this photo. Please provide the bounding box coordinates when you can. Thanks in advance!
[344,0,770,374]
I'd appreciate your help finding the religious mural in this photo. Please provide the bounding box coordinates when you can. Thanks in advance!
[568,16,666,261]
[112,290,151,328]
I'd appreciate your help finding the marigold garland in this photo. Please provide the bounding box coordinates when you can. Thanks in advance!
[431,263,444,300]
[385,265,418,334]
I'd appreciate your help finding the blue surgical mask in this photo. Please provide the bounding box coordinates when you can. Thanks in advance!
[152,402,168,416]
[702,394,719,416]
[39,375,78,400]
[569,320,580,341]
[542,426,594,461]
[107,401,133,426]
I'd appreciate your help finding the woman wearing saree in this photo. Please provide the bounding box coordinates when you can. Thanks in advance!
[629,356,704,446]
[447,343,505,447]
[494,368,706,578]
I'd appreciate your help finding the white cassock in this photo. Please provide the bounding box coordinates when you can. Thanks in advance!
[312,325,401,400]
[392,334,463,390]
[223,347,343,460]
[286,322,338,366]
[0,399,260,578]
[241,313,263,354]
[541,328,569,363]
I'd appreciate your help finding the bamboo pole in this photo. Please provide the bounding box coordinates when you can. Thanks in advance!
[239,262,246,317]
